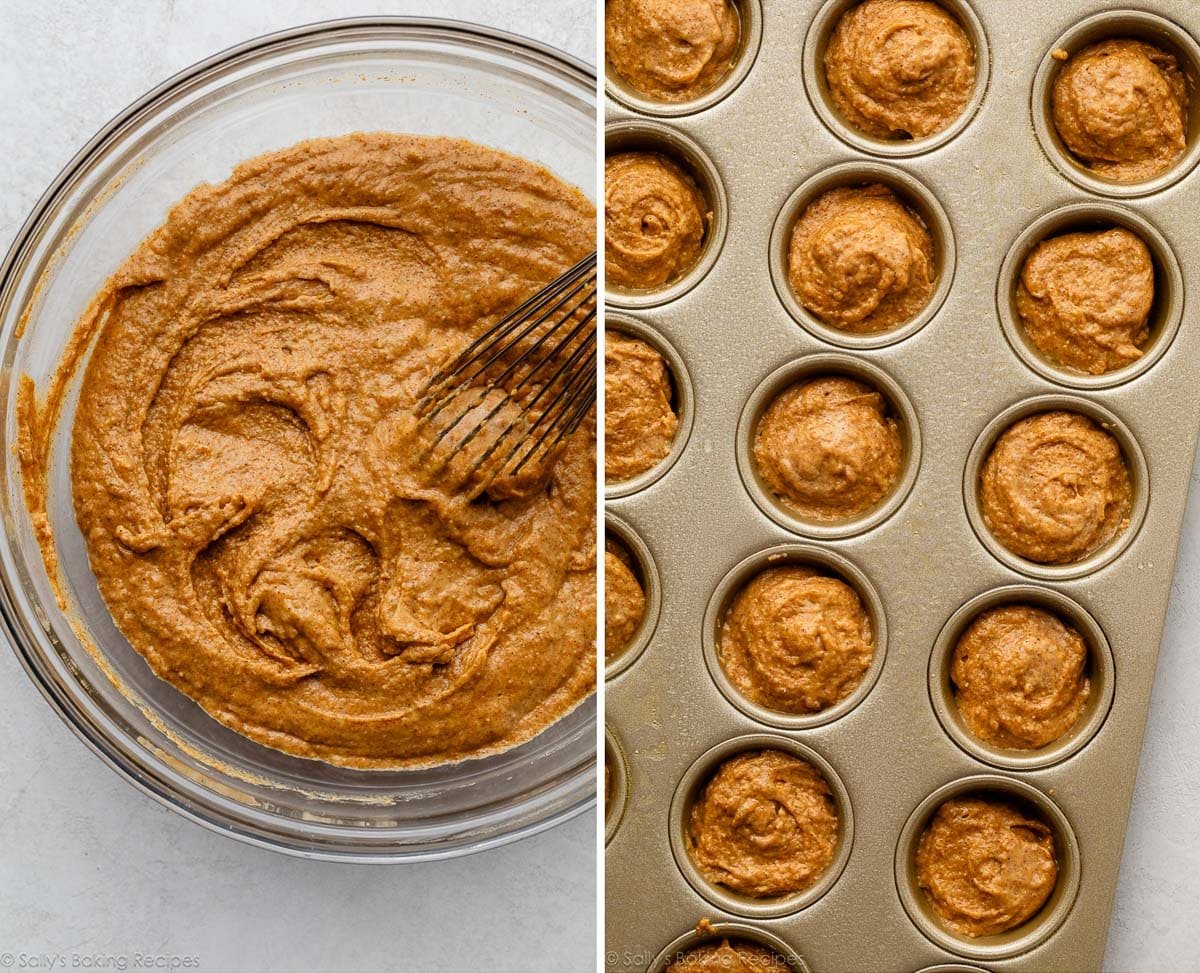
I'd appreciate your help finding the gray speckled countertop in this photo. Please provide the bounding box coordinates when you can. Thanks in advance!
[0,3,595,972]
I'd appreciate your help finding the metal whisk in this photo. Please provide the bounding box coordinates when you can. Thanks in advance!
[415,252,597,495]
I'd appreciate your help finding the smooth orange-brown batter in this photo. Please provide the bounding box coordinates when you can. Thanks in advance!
[606,0,740,103]
[605,330,679,483]
[719,565,874,715]
[825,0,976,140]
[754,375,902,521]
[1016,227,1154,375]
[788,184,935,334]
[605,535,646,661]
[916,795,1058,937]
[951,605,1090,750]
[605,151,709,290]
[687,748,839,898]
[979,411,1132,565]
[1052,38,1190,182]
[19,133,597,769]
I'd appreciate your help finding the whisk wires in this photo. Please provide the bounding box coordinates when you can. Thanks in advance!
[415,252,597,495]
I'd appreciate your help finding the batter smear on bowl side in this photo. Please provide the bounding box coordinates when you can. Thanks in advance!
[19,133,597,769]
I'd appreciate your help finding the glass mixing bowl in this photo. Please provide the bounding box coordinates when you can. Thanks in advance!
[0,18,597,861]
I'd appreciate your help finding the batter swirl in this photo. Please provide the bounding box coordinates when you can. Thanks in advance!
[606,0,740,103]
[605,151,709,290]
[21,133,597,769]
[979,411,1132,565]
[952,605,1090,750]
[916,795,1058,938]
[754,375,902,521]
[1016,227,1154,375]
[687,749,839,898]
[605,330,679,483]
[1052,39,1190,183]
[825,0,976,140]
[788,184,935,334]
[666,938,787,972]
[605,536,646,661]
[719,565,874,715]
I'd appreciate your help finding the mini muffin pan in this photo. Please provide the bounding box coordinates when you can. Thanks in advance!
[604,2,1200,970]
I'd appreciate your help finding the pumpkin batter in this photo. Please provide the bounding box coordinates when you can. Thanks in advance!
[1052,38,1190,182]
[1016,227,1154,376]
[606,0,740,103]
[979,411,1132,565]
[605,330,679,483]
[754,375,902,521]
[605,535,646,661]
[788,184,935,334]
[687,749,839,898]
[916,795,1058,938]
[606,151,709,290]
[951,604,1091,750]
[719,565,874,715]
[20,133,596,769]
[824,0,976,140]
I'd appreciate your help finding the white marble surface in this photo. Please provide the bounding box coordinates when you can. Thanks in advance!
[0,3,596,973]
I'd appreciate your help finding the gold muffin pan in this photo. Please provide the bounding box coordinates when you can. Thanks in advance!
[604,1,1200,970]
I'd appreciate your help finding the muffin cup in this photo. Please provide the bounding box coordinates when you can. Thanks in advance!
[646,921,810,973]
[736,354,922,539]
[604,0,764,118]
[894,775,1081,960]
[929,585,1116,771]
[669,733,854,918]
[962,394,1150,581]
[605,512,662,680]
[802,0,991,157]
[702,543,888,731]
[996,202,1183,390]
[605,313,695,499]
[768,161,956,350]
[605,724,630,845]
[605,120,728,309]
[1031,9,1200,198]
